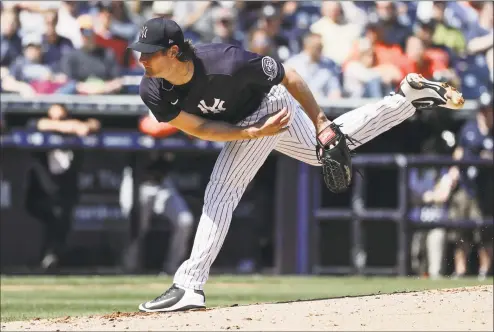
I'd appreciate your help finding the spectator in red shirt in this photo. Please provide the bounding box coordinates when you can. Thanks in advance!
[344,22,405,91]
[403,35,448,79]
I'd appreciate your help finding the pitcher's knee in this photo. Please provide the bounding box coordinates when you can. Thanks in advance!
[393,94,417,115]
[379,94,417,126]
[204,180,246,204]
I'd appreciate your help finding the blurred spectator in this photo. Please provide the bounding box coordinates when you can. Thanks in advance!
[343,38,384,98]
[430,1,466,55]
[284,32,342,100]
[107,1,139,42]
[210,6,242,46]
[236,1,281,34]
[310,1,362,66]
[257,4,292,62]
[444,1,482,35]
[465,2,493,79]
[59,15,122,95]
[409,137,451,279]
[119,152,195,275]
[3,34,70,97]
[413,20,453,66]
[343,32,401,98]
[0,8,22,69]
[41,10,74,70]
[173,1,215,43]
[277,1,321,55]
[279,1,322,32]
[417,1,478,34]
[121,0,150,25]
[340,1,369,26]
[55,1,84,49]
[24,103,100,271]
[92,3,136,68]
[433,91,493,280]
[151,0,174,19]
[1,1,59,38]
[402,36,448,79]
[465,1,492,44]
[371,1,412,48]
[247,28,278,60]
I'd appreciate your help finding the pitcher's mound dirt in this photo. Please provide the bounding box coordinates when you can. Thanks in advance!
[2,285,492,331]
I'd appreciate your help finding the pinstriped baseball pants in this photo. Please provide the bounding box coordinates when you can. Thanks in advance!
[174,86,415,290]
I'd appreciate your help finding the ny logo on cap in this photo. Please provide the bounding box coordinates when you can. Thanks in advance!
[140,26,148,39]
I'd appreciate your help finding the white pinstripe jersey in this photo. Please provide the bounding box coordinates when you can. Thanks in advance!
[139,43,285,124]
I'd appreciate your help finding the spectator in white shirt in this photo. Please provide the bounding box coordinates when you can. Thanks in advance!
[284,32,342,100]
[172,1,215,43]
[55,1,83,48]
[310,1,362,65]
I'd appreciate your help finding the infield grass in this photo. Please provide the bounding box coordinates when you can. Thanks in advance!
[1,275,492,322]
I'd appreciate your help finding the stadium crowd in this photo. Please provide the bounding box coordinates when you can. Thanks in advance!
[1,1,492,99]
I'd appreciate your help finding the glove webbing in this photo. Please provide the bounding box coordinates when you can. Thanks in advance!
[316,124,364,180]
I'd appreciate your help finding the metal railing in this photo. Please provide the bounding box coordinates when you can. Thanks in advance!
[310,154,493,276]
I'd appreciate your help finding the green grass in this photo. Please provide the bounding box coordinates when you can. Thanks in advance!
[1,275,491,322]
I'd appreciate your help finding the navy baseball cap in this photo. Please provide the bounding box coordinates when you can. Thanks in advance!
[128,18,184,54]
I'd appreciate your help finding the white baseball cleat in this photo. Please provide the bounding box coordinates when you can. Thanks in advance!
[398,73,465,110]
[138,284,206,312]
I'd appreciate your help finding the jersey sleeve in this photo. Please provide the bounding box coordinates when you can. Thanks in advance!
[139,78,181,123]
[233,50,285,86]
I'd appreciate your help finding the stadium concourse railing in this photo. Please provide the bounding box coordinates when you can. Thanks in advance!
[0,92,479,118]
[0,93,487,275]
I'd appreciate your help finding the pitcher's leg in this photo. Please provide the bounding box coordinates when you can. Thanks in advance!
[173,134,281,290]
[276,73,464,164]
[275,104,320,166]
[275,94,414,163]
[333,94,416,150]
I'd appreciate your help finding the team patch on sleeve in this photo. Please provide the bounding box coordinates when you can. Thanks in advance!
[261,56,278,81]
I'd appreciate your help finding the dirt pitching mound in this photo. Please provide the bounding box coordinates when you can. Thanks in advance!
[2,285,492,331]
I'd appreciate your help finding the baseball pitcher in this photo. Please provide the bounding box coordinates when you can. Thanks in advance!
[129,18,464,312]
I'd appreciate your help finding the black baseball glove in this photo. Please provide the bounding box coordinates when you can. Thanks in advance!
[316,123,354,193]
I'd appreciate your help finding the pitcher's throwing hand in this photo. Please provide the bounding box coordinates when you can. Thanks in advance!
[248,107,291,138]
